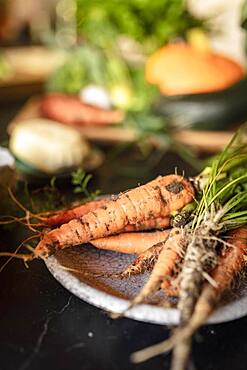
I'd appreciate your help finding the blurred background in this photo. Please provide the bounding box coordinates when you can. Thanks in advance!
[1,5,247,370]
[0,0,247,184]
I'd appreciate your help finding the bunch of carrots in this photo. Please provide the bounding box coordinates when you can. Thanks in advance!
[0,126,247,370]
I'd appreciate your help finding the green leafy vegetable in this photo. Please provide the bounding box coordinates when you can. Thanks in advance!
[76,0,204,53]
[71,169,100,200]
[192,125,247,230]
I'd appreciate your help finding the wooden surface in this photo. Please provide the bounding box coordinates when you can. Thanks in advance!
[8,97,236,153]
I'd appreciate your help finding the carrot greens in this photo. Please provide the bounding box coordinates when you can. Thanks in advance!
[132,126,247,370]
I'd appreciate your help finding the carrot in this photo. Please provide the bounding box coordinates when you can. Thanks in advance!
[37,198,170,239]
[177,226,218,319]
[91,229,170,254]
[40,198,170,231]
[161,273,179,297]
[180,227,247,336]
[34,175,194,258]
[120,242,165,277]
[161,221,218,370]
[124,216,170,232]
[131,227,247,365]
[40,199,109,227]
[111,227,186,319]
[40,93,124,126]
[129,227,187,306]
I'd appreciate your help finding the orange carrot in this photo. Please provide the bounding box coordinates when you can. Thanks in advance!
[129,227,187,306]
[124,217,170,232]
[40,199,109,227]
[111,228,186,319]
[121,242,165,277]
[35,175,194,258]
[91,229,170,254]
[40,199,170,231]
[40,93,124,126]
[161,275,179,297]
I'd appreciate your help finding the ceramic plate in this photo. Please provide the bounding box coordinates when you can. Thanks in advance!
[45,244,247,325]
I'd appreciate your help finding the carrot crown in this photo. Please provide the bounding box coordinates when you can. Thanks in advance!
[192,125,247,231]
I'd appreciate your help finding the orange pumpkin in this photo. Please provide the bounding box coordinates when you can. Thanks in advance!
[145,43,245,95]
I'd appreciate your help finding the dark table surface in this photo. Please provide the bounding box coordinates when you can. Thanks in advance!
[0,98,247,370]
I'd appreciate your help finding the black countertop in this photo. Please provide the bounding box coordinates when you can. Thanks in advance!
[1,100,247,370]
[1,254,247,370]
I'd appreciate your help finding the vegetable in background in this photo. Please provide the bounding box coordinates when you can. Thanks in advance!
[155,77,247,130]
[47,0,205,111]
[41,93,124,126]
[9,119,90,174]
[146,42,244,95]
[46,44,158,112]
[47,1,247,143]
[76,0,203,53]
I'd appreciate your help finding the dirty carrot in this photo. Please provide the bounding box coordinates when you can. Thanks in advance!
[111,227,186,319]
[39,198,170,231]
[180,227,247,335]
[168,224,218,370]
[129,227,187,306]
[34,175,194,258]
[123,216,170,232]
[161,268,180,296]
[120,242,166,277]
[91,229,170,254]
[40,198,109,227]
[131,227,247,364]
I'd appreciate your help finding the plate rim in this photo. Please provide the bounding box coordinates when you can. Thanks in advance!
[46,255,247,326]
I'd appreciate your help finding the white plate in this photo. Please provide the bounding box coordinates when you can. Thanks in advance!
[45,244,247,325]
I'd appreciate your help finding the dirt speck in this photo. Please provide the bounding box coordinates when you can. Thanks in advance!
[165,181,184,194]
